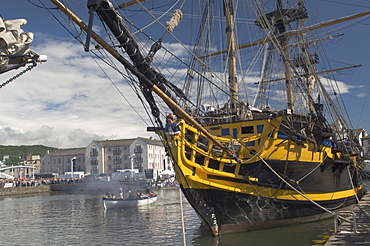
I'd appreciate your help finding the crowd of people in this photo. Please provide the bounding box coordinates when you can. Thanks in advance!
[0,175,178,189]
[0,177,84,188]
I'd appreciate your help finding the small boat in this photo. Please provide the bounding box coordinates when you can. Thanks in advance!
[103,194,158,210]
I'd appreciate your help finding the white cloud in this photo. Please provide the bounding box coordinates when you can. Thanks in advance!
[0,38,155,148]
[357,92,367,98]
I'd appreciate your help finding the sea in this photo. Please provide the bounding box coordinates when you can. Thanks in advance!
[0,185,348,246]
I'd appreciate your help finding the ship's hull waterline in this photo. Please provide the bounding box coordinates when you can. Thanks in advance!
[167,119,364,236]
[182,186,361,235]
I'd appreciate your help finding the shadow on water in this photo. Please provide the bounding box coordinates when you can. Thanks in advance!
[189,179,370,246]
[190,219,334,246]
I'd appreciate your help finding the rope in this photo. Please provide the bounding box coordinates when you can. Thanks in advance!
[179,187,187,246]
[257,154,335,215]
[257,153,368,226]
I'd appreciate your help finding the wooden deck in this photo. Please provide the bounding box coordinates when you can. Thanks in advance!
[325,192,370,245]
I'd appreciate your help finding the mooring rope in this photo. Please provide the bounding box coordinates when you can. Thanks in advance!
[179,187,187,246]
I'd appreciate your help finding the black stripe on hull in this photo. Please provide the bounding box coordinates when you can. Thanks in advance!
[181,186,364,236]
[237,160,361,193]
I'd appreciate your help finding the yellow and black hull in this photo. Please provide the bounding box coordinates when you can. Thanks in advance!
[162,117,364,235]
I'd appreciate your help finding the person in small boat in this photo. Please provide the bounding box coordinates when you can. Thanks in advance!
[119,187,123,199]
[105,191,112,198]
[128,189,134,200]
[165,114,180,135]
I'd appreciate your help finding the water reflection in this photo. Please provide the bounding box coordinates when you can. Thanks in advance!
[0,186,356,246]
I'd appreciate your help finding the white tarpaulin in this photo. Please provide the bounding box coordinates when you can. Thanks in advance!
[159,170,175,176]
[0,172,14,179]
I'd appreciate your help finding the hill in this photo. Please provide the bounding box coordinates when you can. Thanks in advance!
[0,145,58,166]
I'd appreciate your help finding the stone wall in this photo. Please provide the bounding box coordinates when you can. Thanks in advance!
[0,185,51,196]
[0,181,144,196]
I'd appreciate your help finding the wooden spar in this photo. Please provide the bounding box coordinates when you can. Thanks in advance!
[49,0,120,59]
[48,0,237,158]
[115,0,147,10]
[256,65,362,84]
[224,0,239,111]
[200,10,370,59]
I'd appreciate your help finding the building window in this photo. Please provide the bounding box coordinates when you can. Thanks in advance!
[91,148,98,156]
[135,145,142,153]
[114,156,121,164]
[113,148,121,155]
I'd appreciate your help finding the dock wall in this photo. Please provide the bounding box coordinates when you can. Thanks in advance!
[0,185,51,196]
[0,182,142,196]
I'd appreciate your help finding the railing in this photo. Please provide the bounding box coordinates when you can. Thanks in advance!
[333,211,357,233]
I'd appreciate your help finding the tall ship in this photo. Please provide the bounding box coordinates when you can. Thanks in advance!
[48,0,368,235]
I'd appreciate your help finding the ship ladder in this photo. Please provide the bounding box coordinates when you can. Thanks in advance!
[333,211,358,234]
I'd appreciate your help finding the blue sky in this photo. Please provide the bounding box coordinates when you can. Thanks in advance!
[0,0,369,148]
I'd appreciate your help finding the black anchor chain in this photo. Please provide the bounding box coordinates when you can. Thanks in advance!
[0,63,37,89]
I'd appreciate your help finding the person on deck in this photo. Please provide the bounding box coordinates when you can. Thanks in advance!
[165,114,180,136]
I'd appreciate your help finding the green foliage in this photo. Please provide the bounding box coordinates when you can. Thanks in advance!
[0,145,58,166]
[5,156,21,166]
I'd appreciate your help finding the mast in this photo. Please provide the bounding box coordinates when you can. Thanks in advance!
[296,0,315,113]
[276,0,294,111]
[254,0,309,111]
[223,0,239,112]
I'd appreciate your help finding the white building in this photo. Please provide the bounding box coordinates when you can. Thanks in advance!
[41,148,86,175]
[85,137,170,177]
[40,137,170,179]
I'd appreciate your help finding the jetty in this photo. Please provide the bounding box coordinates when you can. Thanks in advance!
[325,192,370,245]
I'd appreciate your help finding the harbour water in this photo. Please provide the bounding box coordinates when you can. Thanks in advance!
[1,187,339,246]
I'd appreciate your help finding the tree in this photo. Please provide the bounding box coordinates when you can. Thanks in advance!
[5,156,21,166]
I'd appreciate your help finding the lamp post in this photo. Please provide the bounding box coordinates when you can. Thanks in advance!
[71,157,76,179]
[130,154,135,180]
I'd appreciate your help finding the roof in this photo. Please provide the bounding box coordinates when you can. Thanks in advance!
[49,148,86,156]
[139,138,163,146]
[96,137,163,147]
[96,138,136,147]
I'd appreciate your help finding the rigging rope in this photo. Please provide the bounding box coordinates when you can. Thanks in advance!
[257,153,334,215]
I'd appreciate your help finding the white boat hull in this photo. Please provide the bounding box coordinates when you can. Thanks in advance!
[103,195,157,209]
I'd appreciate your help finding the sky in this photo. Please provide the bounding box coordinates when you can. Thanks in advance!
[0,0,370,149]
